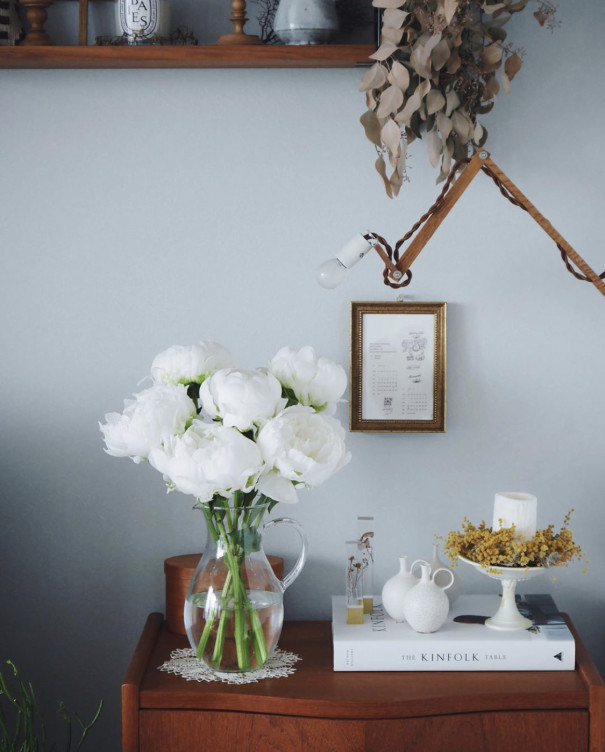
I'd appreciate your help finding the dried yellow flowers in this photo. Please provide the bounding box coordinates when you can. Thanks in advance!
[443,510,582,569]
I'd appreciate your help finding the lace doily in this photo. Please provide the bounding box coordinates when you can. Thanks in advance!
[158,648,301,685]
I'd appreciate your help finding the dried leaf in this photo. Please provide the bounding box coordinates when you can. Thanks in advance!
[452,109,473,142]
[380,117,402,156]
[372,0,409,8]
[410,47,430,80]
[473,121,484,143]
[441,140,453,174]
[395,79,431,124]
[377,84,404,118]
[370,41,398,61]
[477,123,488,148]
[390,166,404,197]
[426,127,442,168]
[483,75,500,99]
[504,52,522,81]
[431,38,451,71]
[366,90,377,110]
[445,88,460,116]
[481,41,503,69]
[382,26,404,45]
[487,25,507,42]
[424,32,443,57]
[360,109,383,147]
[534,8,547,25]
[442,0,459,24]
[375,155,394,199]
[359,62,388,92]
[387,60,410,92]
[481,2,506,12]
[426,89,446,115]
[436,111,453,140]
[382,8,409,28]
[410,32,442,79]
[446,51,461,74]
[500,71,511,93]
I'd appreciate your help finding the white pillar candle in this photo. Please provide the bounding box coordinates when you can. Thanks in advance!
[492,492,538,540]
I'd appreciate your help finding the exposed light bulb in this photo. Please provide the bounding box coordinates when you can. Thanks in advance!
[316,258,347,289]
[316,233,375,289]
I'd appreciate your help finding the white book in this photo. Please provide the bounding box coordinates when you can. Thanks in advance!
[332,593,575,672]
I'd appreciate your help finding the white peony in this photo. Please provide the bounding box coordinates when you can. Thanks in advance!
[100,384,196,463]
[200,368,285,432]
[256,405,351,503]
[268,345,347,413]
[148,420,263,501]
[151,341,233,386]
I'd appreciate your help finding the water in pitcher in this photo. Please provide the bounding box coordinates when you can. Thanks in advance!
[184,590,284,672]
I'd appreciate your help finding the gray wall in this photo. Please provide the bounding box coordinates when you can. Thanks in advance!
[1,3,604,748]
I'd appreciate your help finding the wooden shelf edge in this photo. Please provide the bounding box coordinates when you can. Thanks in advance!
[0,43,374,69]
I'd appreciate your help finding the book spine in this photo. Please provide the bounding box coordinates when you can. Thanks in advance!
[333,640,575,672]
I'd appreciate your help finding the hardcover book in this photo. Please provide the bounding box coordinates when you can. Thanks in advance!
[332,593,575,672]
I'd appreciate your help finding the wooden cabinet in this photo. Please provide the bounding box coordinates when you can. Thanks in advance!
[122,613,605,752]
[0,43,374,68]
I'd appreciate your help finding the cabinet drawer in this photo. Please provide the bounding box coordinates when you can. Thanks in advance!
[139,708,588,752]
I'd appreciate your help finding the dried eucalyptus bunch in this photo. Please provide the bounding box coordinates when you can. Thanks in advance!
[360,0,558,197]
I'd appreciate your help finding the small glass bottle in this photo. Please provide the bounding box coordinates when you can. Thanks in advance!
[115,0,170,44]
[345,540,364,624]
[357,516,375,614]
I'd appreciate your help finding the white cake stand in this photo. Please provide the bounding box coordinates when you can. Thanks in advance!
[459,556,546,631]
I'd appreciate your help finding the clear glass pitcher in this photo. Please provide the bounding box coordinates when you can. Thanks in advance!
[184,501,307,672]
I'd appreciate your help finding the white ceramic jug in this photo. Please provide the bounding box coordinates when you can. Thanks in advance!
[381,555,423,622]
[430,543,460,604]
[273,0,338,45]
[402,562,454,633]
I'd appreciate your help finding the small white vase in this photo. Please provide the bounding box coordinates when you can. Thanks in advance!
[402,562,454,633]
[273,0,338,45]
[430,543,460,604]
[381,556,421,622]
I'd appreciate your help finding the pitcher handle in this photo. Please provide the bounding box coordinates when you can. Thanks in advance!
[262,517,307,591]
[432,567,455,590]
[410,558,430,576]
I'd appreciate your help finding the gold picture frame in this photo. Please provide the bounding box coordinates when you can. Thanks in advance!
[350,301,446,433]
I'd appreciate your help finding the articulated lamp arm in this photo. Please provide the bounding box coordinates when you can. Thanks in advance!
[320,151,605,297]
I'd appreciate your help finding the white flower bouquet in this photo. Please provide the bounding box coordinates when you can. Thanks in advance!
[100,341,351,671]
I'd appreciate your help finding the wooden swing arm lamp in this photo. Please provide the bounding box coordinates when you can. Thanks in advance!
[319,151,605,296]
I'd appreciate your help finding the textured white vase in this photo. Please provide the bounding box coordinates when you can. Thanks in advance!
[273,0,338,45]
[430,543,460,604]
[402,562,454,633]
[381,556,421,622]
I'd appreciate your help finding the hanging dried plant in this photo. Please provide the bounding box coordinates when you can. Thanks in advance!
[360,0,558,197]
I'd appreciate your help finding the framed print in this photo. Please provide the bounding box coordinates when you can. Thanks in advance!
[350,301,446,433]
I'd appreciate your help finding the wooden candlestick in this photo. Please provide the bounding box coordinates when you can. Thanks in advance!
[19,0,54,45]
[217,0,262,45]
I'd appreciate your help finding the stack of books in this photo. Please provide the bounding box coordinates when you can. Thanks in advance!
[332,593,575,672]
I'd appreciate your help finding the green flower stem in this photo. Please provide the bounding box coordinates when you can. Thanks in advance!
[249,606,268,665]
[221,520,252,671]
[195,500,271,671]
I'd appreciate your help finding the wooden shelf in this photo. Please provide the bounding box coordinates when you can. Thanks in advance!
[0,43,375,69]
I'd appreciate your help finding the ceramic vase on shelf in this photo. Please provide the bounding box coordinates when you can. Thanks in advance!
[273,0,338,45]
[381,555,421,623]
[184,501,307,673]
[402,562,454,633]
[430,543,460,603]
